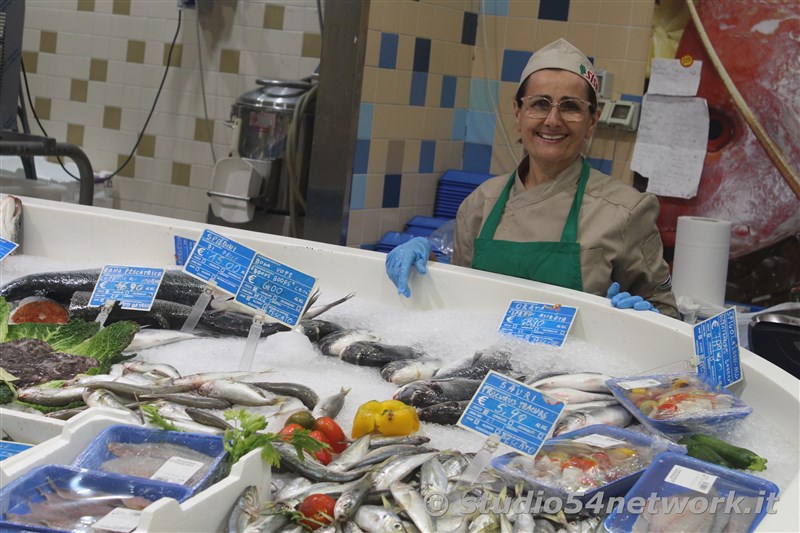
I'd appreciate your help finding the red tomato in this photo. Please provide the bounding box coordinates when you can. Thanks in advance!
[561,456,598,471]
[590,451,611,468]
[298,493,336,530]
[308,430,332,465]
[314,417,348,453]
[278,423,304,441]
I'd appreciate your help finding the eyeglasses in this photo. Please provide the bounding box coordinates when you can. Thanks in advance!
[520,96,591,122]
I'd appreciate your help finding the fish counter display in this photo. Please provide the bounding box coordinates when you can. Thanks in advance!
[0,196,798,532]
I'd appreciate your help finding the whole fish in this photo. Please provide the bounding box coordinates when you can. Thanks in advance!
[137,392,232,410]
[295,319,343,343]
[250,381,319,410]
[313,386,351,419]
[185,407,233,430]
[371,452,440,491]
[123,361,181,379]
[417,401,469,425]
[354,505,406,533]
[393,378,482,408]
[173,371,275,389]
[369,435,430,448]
[0,194,22,246]
[318,329,380,356]
[381,359,441,385]
[553,405,633,436]
[534,387,614,404]
[328,434,372,472]
[124,329,204,354]
[16,385,87,406]
[561,399,619,414]
[334,470,377,523]
[272,442,373,482]
[390,481,434,532]
[197,380,282,406]
[420,457,448,500]
[349,445,436,471]
[527,372,614,393]
[340,341,424,367]
[227,486,260,533]
[1,269,206,305]
[434,348,515,380]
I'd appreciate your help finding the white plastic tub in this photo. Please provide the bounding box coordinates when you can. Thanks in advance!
[3,196,799,531]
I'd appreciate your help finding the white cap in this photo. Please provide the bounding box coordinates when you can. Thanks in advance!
[518,38,599,96]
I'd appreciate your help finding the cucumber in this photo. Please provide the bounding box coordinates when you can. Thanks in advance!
[686,434,768,471]
[684,441,732,468]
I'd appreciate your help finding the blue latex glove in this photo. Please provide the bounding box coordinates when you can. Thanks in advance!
[606,282,660,313]
[385,237,431,297]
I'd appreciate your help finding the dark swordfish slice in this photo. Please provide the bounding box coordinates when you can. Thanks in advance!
[0,269,207,306]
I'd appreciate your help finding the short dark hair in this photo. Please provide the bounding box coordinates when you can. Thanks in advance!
[515,70,597,115]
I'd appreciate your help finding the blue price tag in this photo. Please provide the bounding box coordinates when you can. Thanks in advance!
[458,371,566,457]
[0,238,18,261]
[88,265,165,311]
[235,254,317,327]
[184,229,255,295]
[0,441,33,460]
[694,307,742,388]
[173,236,196,266]
[498,300,578,347]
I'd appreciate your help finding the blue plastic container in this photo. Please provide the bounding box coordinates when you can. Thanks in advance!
[0,464,191,533]
[606,373,753,436]
[604,452,780,533]
[491,424,685,505]
[72,424,227,496]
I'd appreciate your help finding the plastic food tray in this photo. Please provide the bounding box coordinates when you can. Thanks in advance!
[72,424,228,496]
[606,373,753,435]
[491,424,685,504]
[0,464,191,533]
[604,452,780,533]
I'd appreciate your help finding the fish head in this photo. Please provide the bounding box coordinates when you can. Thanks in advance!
[334,495,355,522]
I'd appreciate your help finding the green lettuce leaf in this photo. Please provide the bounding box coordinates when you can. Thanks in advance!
[0,299,9,342]
[7,320,100,351]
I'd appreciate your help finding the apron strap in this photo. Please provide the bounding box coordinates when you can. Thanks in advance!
[477,170,516,240]
[559,159,591,243]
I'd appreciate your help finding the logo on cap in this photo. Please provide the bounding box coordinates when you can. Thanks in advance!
[580,64,599,94]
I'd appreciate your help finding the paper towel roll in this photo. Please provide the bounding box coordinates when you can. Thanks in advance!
[671,216,732,307]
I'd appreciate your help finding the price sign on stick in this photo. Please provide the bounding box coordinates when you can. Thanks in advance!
[89,265,165,311]
[184,229,255,295]
[236,254,317,328]
[0,238,19,262]
[499,300,578,347]
[693,307,742,388]
[458,371,566,458]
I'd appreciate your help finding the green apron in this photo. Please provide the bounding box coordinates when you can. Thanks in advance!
[471,160,590,291]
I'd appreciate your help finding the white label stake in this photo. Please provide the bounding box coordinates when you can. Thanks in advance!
[181,282,215,334]
[239,313,266,371]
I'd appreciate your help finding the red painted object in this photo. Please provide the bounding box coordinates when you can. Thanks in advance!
[656,0,800,258]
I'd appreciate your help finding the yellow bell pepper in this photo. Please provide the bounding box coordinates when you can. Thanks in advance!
[351,399,420,438]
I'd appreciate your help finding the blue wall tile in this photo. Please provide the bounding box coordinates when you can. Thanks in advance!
[463,142,493,174]
[410,72,428,106]
[501,49,533,83]
[461,12,478,45]
[357,103,374,140]
[482,0,509,16]
[452,108,468,140]
[440,75,457,108]
[468,78,499,112]
[350,173,366,210]
[587,157,613,175]
[383,174,402,208]
[466,111,497,144]
[538,0,570,22]
[354,139,370,174]
[413,38,431,73]
[419,140,436,173]
[379,33,399,69]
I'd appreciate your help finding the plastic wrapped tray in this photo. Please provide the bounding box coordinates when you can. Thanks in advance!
[72,425,227,496]
[606,373,753,435]
[490,424,685,504]
[604,451,780,533]
[0,464,191,533]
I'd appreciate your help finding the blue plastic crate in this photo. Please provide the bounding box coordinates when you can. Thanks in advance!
[606,373,753,436]
[0,464,191,533]
[604,452,780,533]
[491,424,685,505]
[72,425,227,496]
[439,169,493,187]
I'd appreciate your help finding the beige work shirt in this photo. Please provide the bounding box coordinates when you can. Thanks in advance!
[453,158,679,317]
